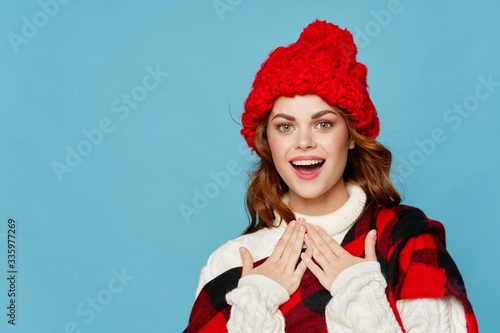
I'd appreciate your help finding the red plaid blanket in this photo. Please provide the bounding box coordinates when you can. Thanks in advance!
[184,205,478,332]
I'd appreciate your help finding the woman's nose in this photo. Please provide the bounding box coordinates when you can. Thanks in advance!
[295,129,316,150]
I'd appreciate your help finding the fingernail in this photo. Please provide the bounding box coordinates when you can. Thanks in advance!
[369,229,377,239]
[239,247,246,255]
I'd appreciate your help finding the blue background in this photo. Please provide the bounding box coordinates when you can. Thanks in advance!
[0,0,499,332]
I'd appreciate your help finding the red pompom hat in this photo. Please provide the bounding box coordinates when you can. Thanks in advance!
[241,20,380,152]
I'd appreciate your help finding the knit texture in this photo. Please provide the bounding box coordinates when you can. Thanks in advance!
[183,205,478,333]
[241,20,379,152]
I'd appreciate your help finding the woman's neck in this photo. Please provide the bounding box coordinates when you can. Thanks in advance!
[280,183,367,237]
[288,180,350,216]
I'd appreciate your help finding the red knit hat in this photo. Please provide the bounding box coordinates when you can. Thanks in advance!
[241,20,380,152]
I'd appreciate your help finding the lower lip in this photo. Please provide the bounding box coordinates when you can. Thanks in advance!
[291,164,323,180]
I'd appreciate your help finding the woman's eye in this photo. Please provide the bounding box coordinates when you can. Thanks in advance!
[278,124,293,132]
[316,121,332,130]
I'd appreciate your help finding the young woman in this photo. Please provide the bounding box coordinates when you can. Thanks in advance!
[184,20,478,332]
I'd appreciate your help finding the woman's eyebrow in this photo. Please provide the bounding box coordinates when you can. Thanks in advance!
[311,110,337,119]
[271,113,295,121]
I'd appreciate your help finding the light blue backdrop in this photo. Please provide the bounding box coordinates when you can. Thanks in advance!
[0,1,498,332]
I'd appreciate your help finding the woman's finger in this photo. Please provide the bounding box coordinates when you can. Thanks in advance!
[239,247,254,276]
[294,259,308,279]
[300,248,325,280]
[269,220,297,261]
[305,224,337,263]
[364,229,377,261]
[315,225,345,256]
[284,221,306,271]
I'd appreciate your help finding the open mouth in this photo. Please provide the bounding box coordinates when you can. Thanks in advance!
[290,159,325,175]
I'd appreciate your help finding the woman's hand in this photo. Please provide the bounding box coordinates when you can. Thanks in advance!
[300,224,378,291]
[239,218,308,295]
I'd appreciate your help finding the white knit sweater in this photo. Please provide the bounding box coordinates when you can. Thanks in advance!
[195,184,467,332]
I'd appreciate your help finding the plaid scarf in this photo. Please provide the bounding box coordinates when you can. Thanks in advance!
[184,205,478,332]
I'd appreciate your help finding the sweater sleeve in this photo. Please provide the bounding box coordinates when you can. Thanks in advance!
[326,261,402,332]
[225,274,289,333]
[397,297,467,332]
[193,239,290,333]
[325,261,467,332]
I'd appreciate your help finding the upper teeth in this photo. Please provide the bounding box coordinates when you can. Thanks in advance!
[291,160,323,166]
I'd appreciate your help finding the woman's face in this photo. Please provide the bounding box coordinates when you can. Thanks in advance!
[266,94,354,215]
